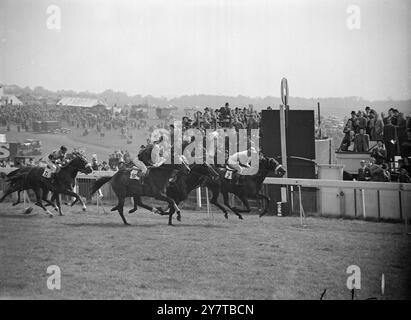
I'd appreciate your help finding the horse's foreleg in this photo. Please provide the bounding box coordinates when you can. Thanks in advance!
[61,189,86,212]
[54,193,63,216]
[256,193,270,217]
[222,191,243,220]
[116,196,129,225]
[153,193,179,225]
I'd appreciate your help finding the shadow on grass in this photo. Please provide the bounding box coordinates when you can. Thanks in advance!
[62,221,229,229]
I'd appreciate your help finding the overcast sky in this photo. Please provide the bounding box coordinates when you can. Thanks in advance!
[0,0,410,100]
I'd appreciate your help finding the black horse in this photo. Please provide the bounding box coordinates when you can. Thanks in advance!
[128,163,220,225]
[203,156,286,219]
[90,163,190,225]
[0,153,93,216]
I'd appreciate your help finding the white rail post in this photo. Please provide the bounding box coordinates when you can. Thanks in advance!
[205,187,211,218]
[361,189,366,219]
[196,187,202,209]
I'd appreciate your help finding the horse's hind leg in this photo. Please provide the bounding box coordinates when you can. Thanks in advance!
[12,190,21,206]
[34,188,54,217]
[208,186,229,219]
[0,186,17,203]
[128,196,139,214]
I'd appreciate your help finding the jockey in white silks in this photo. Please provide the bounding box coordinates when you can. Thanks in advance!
[227,146,258,175]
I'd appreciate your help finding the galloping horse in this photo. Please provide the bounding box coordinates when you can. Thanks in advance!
[203,156,286,219]
[0,153,93,216]
[90,163,190,225]
[128,163,220,225]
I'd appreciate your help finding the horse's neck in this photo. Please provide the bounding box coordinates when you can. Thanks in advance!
[184,172,203,192]
[60,164,78,180]
[254,166,270,186]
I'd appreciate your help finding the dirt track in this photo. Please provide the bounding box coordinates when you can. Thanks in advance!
[0,203,410,300]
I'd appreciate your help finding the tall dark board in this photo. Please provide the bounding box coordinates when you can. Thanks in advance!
[261,109,316,213]
[261,109,315,178]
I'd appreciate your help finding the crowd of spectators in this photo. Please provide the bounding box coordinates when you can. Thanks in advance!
[181,103,261,132]
[339,106,411,181]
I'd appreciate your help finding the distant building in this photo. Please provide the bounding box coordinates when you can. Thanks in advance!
[0,85,23,106]
[56,97,108,110]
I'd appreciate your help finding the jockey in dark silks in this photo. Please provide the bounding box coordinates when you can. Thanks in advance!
[47,146,68,172]
[46,145,68,183]
[132,136,169,175]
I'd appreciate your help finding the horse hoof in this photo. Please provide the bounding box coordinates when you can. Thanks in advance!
[176,216,181,222]
[24,207,33,214]
[224,215,228,219]
[82,208,86,212]
[12,202,19,206]
[239,216,244,220]
[128,209,137,214]
[49,214,54,218]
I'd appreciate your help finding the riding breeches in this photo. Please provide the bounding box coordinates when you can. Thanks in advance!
[132,158,148,174]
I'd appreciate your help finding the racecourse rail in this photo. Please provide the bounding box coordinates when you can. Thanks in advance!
[0,168,410,226]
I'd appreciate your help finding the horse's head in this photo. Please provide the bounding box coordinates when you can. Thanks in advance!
[260,157,286,177]
[69,152,93,174]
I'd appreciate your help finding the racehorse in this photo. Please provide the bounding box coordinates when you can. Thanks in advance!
[0,153,93,216]
[128,163,220,225]
[90,163,190,225]
[0,166,32,207]
[203,156,286,219]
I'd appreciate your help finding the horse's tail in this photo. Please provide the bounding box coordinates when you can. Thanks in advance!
[90,176,112,195]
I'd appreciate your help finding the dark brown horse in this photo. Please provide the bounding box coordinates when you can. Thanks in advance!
[128,163,219,225]
[90,163,190,225]
[203,156,286,219]
[0,153,93,216]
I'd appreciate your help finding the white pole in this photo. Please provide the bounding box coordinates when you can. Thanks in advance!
[279,104,288,178]
[196,187,202,209]
[361,189,366,219]
[205,187,211,218]
[298,185,304,226]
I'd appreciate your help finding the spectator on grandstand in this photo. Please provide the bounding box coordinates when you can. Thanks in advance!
[357,160,371,181]
[369,158,386,182]
[339,130,355,151]
[396,112,407,156]
[354,128,370,152]
[91,154,100,171]
[356,111,367,133]
[371,111,384,141]
[398,167,410,183]
[370,139,387,165]
[381,163,391,182]
[101,161,110,171]
[383,117,398,163]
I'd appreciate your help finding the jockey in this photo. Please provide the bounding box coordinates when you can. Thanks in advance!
[227,146,258,176]
[47,145,68,174]
[132,136,169,175]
